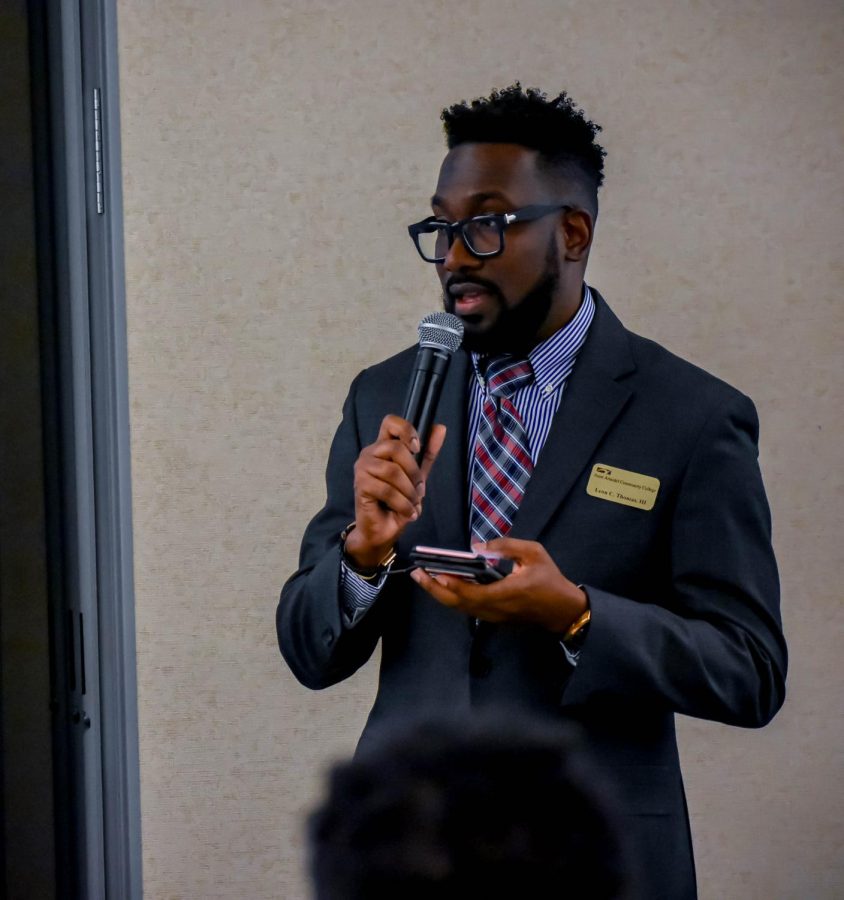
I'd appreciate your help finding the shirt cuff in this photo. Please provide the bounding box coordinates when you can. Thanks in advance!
[339,559,389,628]
[560,640,580,667]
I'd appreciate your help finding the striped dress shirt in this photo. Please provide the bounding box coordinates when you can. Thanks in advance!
[341,286,596,625]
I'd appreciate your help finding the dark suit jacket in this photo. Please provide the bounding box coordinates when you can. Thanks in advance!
[277,291,787,899]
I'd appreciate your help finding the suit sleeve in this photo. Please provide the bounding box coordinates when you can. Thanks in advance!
[276,373,387,689]
[563,392,787,727]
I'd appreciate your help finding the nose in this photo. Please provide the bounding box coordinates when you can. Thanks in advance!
[442,232,482,273]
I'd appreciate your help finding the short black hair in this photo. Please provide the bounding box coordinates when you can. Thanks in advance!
[309,711,630,900]
[441,83,606,214]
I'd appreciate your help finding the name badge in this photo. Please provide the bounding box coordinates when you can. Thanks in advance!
[586,464,660,511]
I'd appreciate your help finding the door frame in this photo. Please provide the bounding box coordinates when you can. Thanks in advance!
[30,1,142,895]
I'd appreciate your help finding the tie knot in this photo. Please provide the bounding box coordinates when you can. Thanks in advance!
[484,355,534,398]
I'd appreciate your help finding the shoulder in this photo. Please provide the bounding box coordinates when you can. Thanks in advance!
[630,331,759,444]
[592,290,755,415]
[350,345,417,404]
[586,291,760,452]
[629,329,749,404]
[357,344,418,381]
[339,345,419,444]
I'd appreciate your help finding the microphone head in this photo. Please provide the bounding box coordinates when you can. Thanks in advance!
[417,312,464,353]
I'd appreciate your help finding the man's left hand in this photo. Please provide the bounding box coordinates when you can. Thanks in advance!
[409,537,588,634]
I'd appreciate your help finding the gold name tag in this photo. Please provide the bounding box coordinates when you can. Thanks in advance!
[586,464,660,511]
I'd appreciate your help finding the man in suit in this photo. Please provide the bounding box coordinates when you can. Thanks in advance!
[277,85,787,898]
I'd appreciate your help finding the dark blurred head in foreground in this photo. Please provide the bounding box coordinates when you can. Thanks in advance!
[309,712,631,900]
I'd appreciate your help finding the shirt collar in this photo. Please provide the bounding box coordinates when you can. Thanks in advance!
[470,284,596,396]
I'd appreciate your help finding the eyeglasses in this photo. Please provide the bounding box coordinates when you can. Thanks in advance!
[407,203,572,264]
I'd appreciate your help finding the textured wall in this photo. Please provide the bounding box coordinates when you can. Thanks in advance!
[117,1,843,897]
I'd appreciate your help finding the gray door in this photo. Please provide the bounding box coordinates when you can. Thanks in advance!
[2,1,142,897]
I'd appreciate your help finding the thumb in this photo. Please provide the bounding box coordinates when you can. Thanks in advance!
[483,536,535,562]
[419,424,447,479]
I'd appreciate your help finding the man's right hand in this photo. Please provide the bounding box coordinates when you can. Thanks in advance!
[343,415,447,570]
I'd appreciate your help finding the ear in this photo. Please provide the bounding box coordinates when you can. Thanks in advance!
[558,208,594,262]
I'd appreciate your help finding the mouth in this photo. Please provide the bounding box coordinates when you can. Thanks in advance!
[448,281,497,316]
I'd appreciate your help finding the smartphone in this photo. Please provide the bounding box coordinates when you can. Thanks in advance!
[410,545,514,584]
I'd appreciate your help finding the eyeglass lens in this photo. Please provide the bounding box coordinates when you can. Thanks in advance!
[417,218,502,261]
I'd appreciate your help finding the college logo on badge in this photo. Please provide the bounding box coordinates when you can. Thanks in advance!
[586,464,660,510]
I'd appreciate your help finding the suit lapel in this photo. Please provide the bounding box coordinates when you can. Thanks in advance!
[426,348,471,547]
[510,292,637,542]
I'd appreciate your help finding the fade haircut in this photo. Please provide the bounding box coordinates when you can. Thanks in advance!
[441,83,606,216]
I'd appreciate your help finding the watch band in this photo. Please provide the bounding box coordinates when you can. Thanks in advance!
[563,608,591,640]
[562,589,592,653]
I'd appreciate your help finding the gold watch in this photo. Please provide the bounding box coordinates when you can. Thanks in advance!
[562,594,592,653]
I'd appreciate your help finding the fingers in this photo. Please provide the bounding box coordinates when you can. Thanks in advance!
[412,540,581,631]
[410,568,465,606]
[374,417,447,479]
[365,412,419,473]
[355,415,448,534]
[355,457,420,521]
[366,417,447,504]
[377,414,421,456]
[349,416,439,561]
[419,424,447,479]
[410,567,498,607]
[479,537,543,564]
[410,568,510,624]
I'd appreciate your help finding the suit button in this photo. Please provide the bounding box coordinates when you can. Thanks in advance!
[321,628,335,647]
[470,655,492,678]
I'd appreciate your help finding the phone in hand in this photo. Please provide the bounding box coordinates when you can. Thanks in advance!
[410,545,514,584]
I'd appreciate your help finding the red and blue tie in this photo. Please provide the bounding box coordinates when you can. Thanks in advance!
[470,356,535,543]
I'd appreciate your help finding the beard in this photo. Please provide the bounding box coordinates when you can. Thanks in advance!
[443,238,560,355]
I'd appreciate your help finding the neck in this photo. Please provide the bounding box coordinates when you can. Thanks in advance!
[536,281,585,344]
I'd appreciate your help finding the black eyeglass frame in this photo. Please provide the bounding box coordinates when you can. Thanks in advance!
[407,203,573,263]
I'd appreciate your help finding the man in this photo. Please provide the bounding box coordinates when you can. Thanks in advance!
[309,711,630,899]
[277,85,787,898]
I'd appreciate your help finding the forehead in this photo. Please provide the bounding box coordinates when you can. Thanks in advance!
[433,143,549,210]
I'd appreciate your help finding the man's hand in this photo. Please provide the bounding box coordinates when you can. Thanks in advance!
[344,415,447,569]
[410,537,588,634]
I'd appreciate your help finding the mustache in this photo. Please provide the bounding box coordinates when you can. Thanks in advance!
[444,275,502,297]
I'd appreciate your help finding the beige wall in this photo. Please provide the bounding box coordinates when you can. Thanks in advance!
[117,1,843,897]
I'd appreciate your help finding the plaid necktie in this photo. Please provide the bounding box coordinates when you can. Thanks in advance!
[470,356,535,542]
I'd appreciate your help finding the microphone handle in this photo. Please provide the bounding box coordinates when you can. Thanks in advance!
[413,350,451,460]
[402,347,435,427]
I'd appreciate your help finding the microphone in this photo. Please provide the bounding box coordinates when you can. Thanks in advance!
[403,312,464,458]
